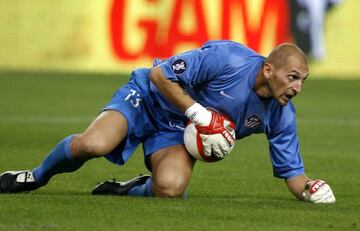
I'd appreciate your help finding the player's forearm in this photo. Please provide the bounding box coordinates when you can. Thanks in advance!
[285,174,310,200]
[149,66,194,113]
[149,66,212,126]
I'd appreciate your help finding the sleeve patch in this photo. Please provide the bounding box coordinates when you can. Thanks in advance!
[171,59,187,74]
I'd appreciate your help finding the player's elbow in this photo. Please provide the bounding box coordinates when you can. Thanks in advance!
[149,66,163,85]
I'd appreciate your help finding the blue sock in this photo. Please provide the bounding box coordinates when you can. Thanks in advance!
[32,135,85,186]
[128,177,154,197]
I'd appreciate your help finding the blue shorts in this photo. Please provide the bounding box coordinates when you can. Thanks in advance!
[101,68,186,170]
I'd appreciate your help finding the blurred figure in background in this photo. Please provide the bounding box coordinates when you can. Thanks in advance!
[289,0,341,61]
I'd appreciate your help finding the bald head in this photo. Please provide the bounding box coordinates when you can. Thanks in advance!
[266,43,308,68]
[259,43,309,106]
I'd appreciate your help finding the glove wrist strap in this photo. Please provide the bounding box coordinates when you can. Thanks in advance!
[185,103,212,126]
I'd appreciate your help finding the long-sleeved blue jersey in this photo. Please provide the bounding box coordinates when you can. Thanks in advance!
[103,40,304,179]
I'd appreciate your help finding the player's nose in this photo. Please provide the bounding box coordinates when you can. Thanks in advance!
[293,81,302,95]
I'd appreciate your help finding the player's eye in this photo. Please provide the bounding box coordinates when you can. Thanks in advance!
[288,75,300,81]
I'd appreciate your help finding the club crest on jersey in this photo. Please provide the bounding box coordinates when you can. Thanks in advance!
[245,115,262,128]
[171,59,187,74]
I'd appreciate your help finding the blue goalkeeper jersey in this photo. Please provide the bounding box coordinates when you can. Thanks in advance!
[151,40,304,179]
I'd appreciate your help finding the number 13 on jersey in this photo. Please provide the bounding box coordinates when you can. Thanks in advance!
[124,89,142,108]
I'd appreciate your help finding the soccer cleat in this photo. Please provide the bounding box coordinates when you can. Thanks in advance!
[92,174,151,196]
[0,170,39,193]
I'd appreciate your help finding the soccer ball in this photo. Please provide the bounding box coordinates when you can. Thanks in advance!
[183,122,235,162]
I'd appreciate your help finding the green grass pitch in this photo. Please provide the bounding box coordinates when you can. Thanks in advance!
[0,71,359,231]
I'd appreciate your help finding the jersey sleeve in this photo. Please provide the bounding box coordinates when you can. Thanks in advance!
[155,46,222,87]
[267,106,304,179]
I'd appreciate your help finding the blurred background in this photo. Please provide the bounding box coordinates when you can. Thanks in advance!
[0,0,358,78]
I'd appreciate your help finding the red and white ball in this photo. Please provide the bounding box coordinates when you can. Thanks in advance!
[183,122,235,162]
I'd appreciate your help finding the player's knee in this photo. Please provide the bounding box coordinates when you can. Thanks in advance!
[71,134,110,158]
[152,175,187,198]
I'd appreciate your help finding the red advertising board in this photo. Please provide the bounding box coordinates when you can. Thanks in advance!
[110,0,290,61]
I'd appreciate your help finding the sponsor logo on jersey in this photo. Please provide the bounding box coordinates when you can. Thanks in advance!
[220,90,234,99]
[245,115,262,128]
[169,121,185,130]
[171,59,187,74]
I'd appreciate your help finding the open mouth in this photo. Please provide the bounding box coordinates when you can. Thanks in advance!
[284,94,293,101]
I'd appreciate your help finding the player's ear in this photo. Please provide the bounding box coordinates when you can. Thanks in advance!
[263,62,273,80]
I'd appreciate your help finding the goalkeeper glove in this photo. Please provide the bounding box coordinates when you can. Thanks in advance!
[302,180,336,203]
[185,103,235,159]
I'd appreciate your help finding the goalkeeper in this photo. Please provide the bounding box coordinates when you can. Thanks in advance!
[0,40,335,203]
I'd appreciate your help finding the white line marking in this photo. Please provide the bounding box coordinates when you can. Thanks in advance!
[0,116,93,124]
[297,118,360,127]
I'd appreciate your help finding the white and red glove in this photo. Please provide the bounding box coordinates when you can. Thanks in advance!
[185,103,235,159]
[302,180,336,203]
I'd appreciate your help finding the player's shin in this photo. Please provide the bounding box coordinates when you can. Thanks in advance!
[32,135,85,186]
